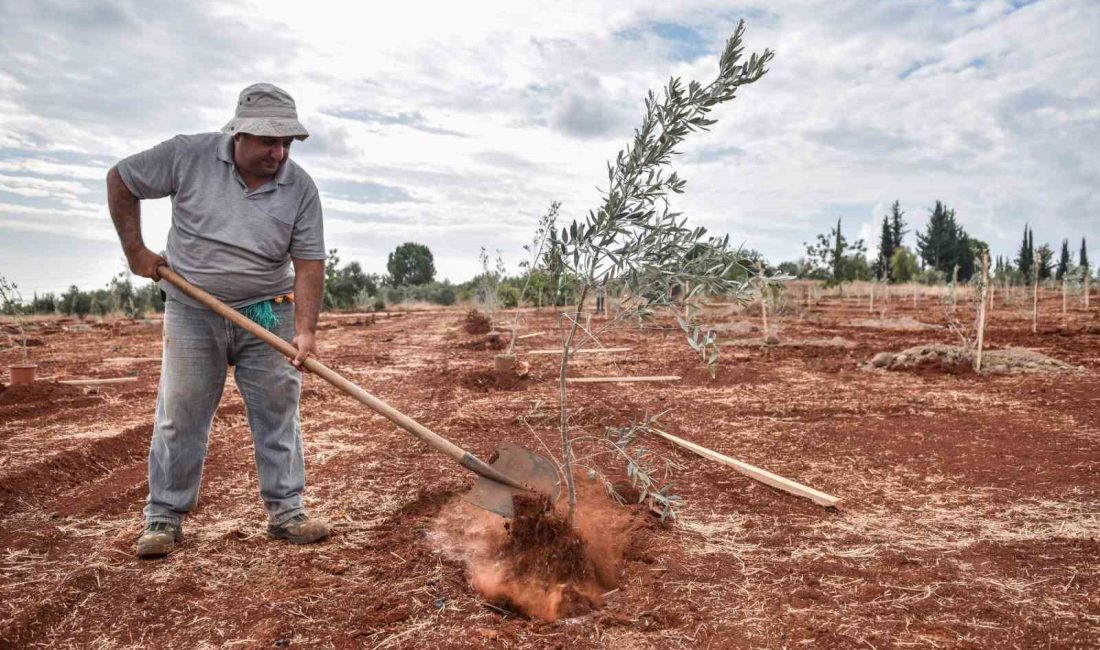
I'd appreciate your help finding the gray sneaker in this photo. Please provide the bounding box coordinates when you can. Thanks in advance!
[268,513,330,545]
[136,521,183,559]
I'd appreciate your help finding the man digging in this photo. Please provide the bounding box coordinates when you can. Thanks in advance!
[106,83,331,558]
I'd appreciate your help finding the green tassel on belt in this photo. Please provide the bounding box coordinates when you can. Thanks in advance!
[240,300,281,331]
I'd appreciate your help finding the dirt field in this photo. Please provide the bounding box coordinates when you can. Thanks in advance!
[1,287,1097,648]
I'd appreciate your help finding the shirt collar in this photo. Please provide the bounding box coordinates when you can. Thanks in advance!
[216,133,296,186]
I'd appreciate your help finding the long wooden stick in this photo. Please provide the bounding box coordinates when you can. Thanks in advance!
[102,357,161,363]
[650,428,840,507]
[566,375,680,384]
[975,252,989,373]
[57,376,140,386]
[516,331,547,340]
[1032,258,1040,333]
[529,347,632,355]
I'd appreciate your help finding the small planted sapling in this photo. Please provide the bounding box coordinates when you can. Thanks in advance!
[0,274,36,384]
[506,202,560,357]
[544,20,774,521]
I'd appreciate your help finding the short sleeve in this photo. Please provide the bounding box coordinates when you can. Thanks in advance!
[115,136,182,200]
[289,182,326,260]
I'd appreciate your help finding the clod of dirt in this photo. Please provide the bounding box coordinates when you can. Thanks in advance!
[458,334,507,351]
[464,310,492,335]
[871,344,1080,375]
[429,480,644,622]
[0,381,86,406]
[870,351,894,368]
[504,495,596,586]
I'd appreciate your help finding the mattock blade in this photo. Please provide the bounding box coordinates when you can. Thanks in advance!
[463,443,561,518]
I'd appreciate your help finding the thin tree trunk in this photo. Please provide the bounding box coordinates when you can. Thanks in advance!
[951,264,959,310]
[975,253,989,373]
[869,281,875,314]
[558,286,590,523]
[1086,273,1091,310]
[1062,277,1067,315]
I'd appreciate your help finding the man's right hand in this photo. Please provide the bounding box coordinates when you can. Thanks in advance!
[127,248,167,280]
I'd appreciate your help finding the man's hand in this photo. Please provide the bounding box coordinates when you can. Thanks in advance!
[127,247,167,280]
[289,331,318,369]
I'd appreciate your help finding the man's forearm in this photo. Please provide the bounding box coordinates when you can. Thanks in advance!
[292,258,324,334]
[106,166,145,257]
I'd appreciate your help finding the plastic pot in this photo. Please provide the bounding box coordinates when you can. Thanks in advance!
[9,363,37,386]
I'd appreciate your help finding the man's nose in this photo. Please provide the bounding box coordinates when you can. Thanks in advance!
[271,144,286,161]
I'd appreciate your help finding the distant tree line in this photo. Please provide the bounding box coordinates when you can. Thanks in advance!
[780,199,1093,287]
[0,272,164,318]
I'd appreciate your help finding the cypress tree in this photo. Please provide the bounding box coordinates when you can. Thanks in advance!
[1037,243,1054,280]
[1056,239,1070,280]
[1081,237,1090,272]
[889,200,907,249]
[876,215,893,280]
[1016,224,1034,283]
[916,201,975,279]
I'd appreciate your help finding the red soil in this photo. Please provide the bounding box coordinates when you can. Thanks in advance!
[0,379,85,406]
[0,289,1097,647]
[460,369,528,392]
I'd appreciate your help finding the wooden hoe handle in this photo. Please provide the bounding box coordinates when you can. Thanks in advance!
[157,265,526,491]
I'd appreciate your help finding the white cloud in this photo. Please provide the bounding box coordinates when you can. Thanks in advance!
[0,0,1097,295]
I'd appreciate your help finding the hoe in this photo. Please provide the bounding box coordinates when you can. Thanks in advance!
[158,265,560,518]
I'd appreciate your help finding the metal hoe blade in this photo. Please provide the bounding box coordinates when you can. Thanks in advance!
[463,442,561,518]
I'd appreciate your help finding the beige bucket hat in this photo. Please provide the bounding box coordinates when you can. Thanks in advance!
[221,83,309,140]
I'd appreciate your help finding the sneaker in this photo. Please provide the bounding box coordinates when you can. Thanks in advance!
[268,513,330,545]
[136,521,183,559]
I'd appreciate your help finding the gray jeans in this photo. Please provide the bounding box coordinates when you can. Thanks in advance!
[144,299,305,527]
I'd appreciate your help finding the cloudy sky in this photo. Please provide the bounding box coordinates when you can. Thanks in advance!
[1,0,1097,295]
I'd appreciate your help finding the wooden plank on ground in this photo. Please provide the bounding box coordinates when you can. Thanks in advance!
[528,347,632,355]
[566,375,680,384]
[57,376,140,386]
[649,428,841,508]
[102,357,161,363]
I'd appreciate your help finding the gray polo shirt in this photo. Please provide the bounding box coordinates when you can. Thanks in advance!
[116,132,325,309]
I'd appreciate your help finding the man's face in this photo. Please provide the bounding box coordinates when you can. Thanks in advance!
[234,133,293,178]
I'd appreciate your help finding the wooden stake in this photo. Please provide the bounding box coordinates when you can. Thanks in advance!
[529,347,632,355]
[566,375,680,384]
[1032,258,1040,334]
[975,252,989,373]
[1062,276,1067,315]
[649,428,840,508]
[1086,272,1091,310]
[756,261,768,341]
[57,376,139,386]
[950,264,959,310]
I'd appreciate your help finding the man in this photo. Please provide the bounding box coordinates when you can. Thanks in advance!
[107,83,330,558]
